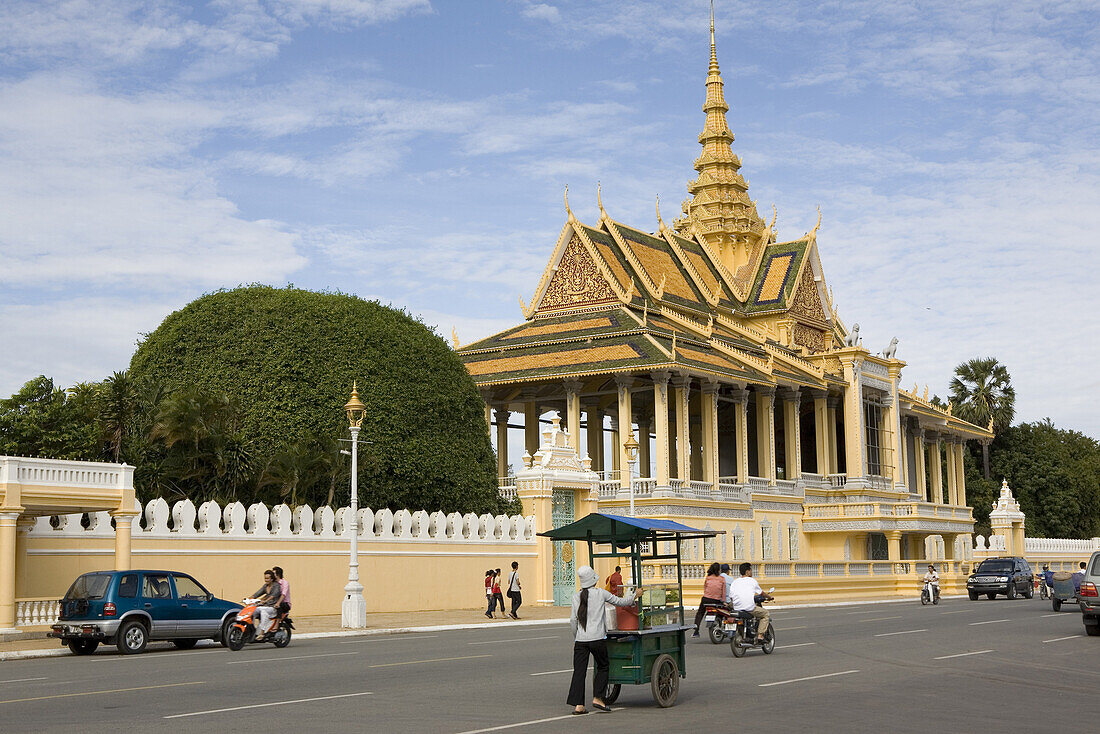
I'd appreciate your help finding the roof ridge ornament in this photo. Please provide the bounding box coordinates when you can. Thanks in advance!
[564,183,575,223]
[597,180,606,218]
[655,194,665,230]
[808,206,822,238]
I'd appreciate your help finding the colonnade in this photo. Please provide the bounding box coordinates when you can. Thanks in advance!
[904,425,968,507]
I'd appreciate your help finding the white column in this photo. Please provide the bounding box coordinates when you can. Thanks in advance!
[563,380,582,452]
[701,381,720,488]
[755,386,776,482]
[616,375,634,490]
[673,375,691,481]
[652,372,671,487]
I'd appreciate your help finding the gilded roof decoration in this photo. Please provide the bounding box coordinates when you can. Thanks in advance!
[789,261,828,325]
[539,234,618,312]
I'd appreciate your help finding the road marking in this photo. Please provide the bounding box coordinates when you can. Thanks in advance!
[0,678,47,685]
[783,626,808,630]
[1043,635,1082,643]
[227,651,358,665]
[778,642,817,649]
[164,691,374,719]
[341,634,439,644]
[866,616,902,622]
[940,610,973,615]
[846,610,880,615]
[530,668,590,676]
[874,629,927,637]
[368,654,491,668]
[774,615,805,620]
[969,619,1010,626]
[933,650,993,660]
[453,712,597,733]
[468,636,558,645]
[759,669,860,687]
[1040,613,1064,618]
[0,681,202,705]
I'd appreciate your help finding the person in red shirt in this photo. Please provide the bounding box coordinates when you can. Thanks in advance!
[692,562,727,637]
[605,566,624,595]
[484,570,495,619]
[492,568,506,617]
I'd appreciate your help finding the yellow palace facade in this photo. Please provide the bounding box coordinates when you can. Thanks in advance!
[457,17,991,595]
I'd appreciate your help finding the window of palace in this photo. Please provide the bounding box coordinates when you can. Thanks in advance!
[863,399,884,476]
[761,524,773,560]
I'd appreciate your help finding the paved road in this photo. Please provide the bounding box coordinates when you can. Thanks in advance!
[1,596,1094,733]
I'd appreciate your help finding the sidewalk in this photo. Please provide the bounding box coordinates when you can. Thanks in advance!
[0,605,572,660]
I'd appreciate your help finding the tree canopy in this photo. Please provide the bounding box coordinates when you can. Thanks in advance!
[124,285,503,514]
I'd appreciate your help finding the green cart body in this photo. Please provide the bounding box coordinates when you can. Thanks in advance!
[538,513,719,707]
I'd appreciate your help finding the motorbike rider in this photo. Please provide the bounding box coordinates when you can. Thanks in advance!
[1041,564,1054,594]
[250,569,283,640]
[728,562,773,643]
[923,564,940,601]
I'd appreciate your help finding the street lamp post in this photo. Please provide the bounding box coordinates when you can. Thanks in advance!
[623,431,640,517]
[342,383,367,628]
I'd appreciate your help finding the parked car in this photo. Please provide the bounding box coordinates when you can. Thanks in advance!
[967,557,1034,600]
[49,569,241,655]
[1079,551,1100,636]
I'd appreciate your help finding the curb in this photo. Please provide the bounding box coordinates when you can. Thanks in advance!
[0,596,972,662]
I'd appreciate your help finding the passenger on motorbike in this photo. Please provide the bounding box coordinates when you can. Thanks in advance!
[923,564,940,602]
[250,569,284,640]
[728,562,773,643]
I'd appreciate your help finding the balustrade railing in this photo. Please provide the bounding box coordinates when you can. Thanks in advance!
[16,598,60,628]
[827,473,848,488]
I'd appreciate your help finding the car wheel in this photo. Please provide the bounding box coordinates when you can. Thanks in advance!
[67,639,99,655]
[116,620,148,654]
[173,638,198,650]
[1008,583,1017,600]
[968,591,978,601]
[1085,622,1100,637]
[986,593,997,600]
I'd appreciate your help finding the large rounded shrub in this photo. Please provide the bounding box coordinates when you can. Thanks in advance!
[129,285,500,514]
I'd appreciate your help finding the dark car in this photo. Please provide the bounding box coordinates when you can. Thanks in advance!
[1079,551,1100,636]
[49,570,241,655]
[967,557,1034,600]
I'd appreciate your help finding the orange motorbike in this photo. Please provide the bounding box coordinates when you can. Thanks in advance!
[226,598,293,651]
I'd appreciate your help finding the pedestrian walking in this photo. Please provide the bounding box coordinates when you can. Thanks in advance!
[484,569,495,618]
[567,566,641,714]
[492,568,506,616]
[507,561,522,619]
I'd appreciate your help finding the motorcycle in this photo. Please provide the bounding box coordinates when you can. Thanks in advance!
[703,602,737,644]
[226,598,294,651]
[729,588,776,658]
[1038,576,1051,600]
[920,581,940,605]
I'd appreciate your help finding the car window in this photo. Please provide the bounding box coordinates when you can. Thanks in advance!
[63,573,111,601]
[118,573,139,598]
[977,561,1013,574]
[1090,557,1100,576]
[173,574,209,600]
[142,573,173,599]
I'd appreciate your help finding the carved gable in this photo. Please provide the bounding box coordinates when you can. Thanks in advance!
[539,235,617,312]
[789,264,827,324]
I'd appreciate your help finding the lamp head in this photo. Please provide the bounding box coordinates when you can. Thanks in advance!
[344,382,366,428]
[623,431,640,462]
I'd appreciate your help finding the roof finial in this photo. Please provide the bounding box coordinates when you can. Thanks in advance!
[656,194,665,229]
[809,206,822,237]
[564,183,575,222]
[597,180,605,216]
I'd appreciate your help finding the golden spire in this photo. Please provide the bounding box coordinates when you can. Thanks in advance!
[674,0,765,274]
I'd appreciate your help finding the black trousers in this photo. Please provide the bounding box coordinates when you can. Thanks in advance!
[509,590,522,616]
[493,592,505,613]
[567,640,609,706]
[693,596,725,630]
[486,595,495,615]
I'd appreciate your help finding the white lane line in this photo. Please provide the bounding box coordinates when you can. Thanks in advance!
[865,616,902,622]
[1043,635,1083,643]
[933,650,993,660]
[529,668,591,676]
[969,619,1010,626]
[469,636,558,646]
[778,642,817,649]
[1040,613,1065,618]
[453,712,598,733]
[783,626,808,630]
[165,691,373,719]
[846,611,879,615]
[369,654,491,668]
[0,678,48,685]
[774,616,805,621]
[227,651,358,665]
[940,610,974,615]
[169,650,225,658]
[341,634,439,644]
[759,669,860,687]
[874,629,927,637]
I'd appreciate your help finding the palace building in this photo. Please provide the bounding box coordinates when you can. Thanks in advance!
[456,12,991,586]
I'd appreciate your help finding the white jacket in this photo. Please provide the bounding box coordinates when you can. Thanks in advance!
[570,588,637,642]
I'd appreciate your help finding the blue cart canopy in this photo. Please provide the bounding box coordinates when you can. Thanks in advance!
[537,513,720,545]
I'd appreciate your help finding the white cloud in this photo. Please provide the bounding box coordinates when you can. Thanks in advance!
[522,3,562,23]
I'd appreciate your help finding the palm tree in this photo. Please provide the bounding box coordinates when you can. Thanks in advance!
[949,357,1016,478]
[99,371,137,462]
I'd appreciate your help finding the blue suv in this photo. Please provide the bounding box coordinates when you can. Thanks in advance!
[49,570,241,655]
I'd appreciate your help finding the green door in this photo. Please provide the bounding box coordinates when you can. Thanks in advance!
[552,489,576,606]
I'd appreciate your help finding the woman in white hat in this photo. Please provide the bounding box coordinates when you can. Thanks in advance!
[567,565,642,714]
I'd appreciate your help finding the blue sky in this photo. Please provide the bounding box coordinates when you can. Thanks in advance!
[1,0,1098,437]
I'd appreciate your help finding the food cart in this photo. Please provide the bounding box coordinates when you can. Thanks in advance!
[538,513,720,707]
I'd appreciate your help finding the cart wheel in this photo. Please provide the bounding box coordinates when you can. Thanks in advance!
[604,684,621,704]
[1052,599,1061,612]
[650,654,679,708]
[730,631,746,658]
[708,624,724,644]
[761,627,776,654]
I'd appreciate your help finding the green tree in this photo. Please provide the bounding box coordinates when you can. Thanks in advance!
[129,285,502,514]
[950,357,1016,478]
[0,376,99,460]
